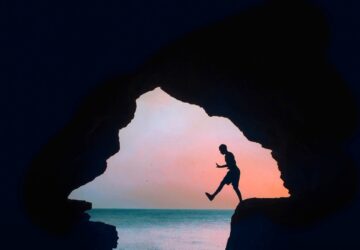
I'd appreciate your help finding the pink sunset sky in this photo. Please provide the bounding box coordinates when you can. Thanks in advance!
[70,87,289,209]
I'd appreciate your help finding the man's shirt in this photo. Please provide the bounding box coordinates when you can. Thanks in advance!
[225,152,238,170]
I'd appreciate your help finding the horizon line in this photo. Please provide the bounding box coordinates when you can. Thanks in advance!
[90,207,235,210]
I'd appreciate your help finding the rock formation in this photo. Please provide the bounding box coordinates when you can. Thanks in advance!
[23,1,358,249]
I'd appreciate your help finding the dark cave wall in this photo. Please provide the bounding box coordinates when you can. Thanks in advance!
[22,1,358,249]
[143,0,358,204]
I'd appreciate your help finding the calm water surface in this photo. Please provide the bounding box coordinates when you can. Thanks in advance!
[89,209,233,250]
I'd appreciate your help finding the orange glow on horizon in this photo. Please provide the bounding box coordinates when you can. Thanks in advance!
[70,87,289,209]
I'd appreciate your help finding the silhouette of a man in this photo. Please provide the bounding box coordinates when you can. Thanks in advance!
[205,144,243,202]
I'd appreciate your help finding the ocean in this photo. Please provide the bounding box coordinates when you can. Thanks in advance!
[88,209,233,250]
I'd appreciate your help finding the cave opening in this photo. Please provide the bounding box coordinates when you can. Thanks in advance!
[22,1,359,248]
[69,87,289,249]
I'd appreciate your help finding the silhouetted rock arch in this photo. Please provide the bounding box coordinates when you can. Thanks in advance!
[23,1,357,249]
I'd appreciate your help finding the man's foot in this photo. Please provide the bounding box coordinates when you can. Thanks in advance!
[205,192,214,201]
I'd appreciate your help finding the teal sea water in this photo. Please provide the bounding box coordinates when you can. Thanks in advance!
[88,209,233,250]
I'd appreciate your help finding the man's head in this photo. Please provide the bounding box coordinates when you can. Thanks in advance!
[219,144,228,154]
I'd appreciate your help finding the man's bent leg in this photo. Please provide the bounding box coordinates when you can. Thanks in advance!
[206,181,226,201]
[213,181,226,198]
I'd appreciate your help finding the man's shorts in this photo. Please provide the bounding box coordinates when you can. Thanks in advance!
[222,168,240,186]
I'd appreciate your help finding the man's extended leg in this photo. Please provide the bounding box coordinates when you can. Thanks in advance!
[233,185,243,202]
[206,181,226,201]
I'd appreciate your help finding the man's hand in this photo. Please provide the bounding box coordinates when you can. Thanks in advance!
[216,163,227,168]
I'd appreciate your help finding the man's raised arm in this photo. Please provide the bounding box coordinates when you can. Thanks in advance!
[216,163,228,168]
